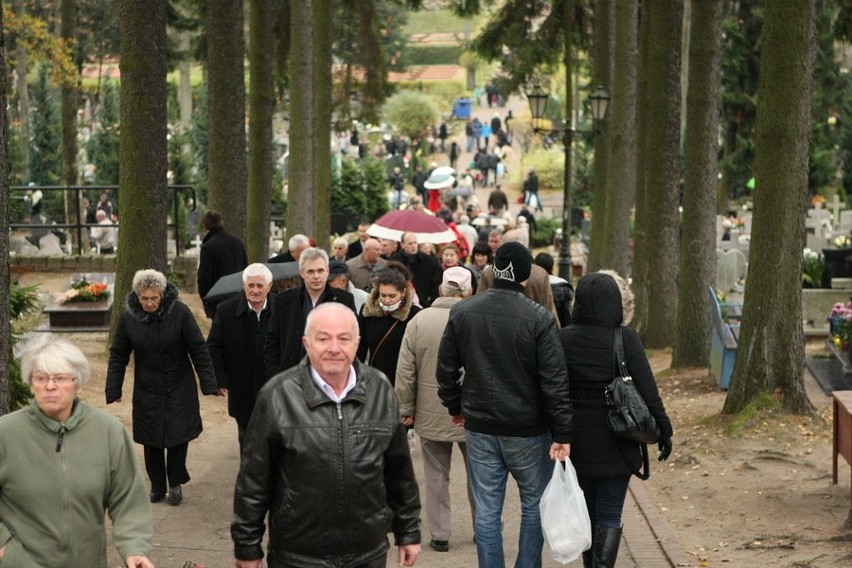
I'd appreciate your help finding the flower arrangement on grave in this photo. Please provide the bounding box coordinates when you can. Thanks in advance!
[833,234,852,249]
[57,279,110,304]
[829,301,852,350]
[802,248,824,288]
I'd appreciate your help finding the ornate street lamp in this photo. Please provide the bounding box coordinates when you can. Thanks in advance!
[527,84,610,280]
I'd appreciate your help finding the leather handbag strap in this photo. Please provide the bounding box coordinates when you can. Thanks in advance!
[614,327,630,378]
[369,319,400,366]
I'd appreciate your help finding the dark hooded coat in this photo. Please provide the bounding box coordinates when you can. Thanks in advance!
[558,272,673,478]
[106,283,218,448]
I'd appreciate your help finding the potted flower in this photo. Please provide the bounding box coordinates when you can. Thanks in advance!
[829,301,852,355]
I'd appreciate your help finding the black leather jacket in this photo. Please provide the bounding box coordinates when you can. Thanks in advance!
[436,283,573,442]
[232,358,421,565]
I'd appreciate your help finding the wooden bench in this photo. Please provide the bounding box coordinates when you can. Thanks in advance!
[833,391,852,520]
[708,285,741,390]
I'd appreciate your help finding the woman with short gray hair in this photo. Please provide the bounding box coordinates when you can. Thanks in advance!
[107,268,223,507]
[1,335,154,567]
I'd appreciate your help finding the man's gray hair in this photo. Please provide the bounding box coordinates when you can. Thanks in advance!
[20,334,91,387]
[299,247,329,270]
[243,263,273,283]
[332,236,349,249]
[289,234,310,251]
[132,269,167,296]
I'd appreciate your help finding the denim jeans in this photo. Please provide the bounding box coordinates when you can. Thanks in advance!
[577,474,631,529]
[465,430,552,568]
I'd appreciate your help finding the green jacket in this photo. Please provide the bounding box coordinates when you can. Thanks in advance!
[0,399,152,567]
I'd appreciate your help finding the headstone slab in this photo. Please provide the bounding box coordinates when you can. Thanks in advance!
[37,233,64,256]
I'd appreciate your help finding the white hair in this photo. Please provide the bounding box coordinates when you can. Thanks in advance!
[242,263,273,283]
[20,335,91,387]
[332,237,349,249]
[289,234,310,251]
[132,269,167,296]
[298,247,330,270]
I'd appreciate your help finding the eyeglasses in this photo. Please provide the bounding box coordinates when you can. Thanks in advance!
[32,373,77,386]
[139,295,161,304]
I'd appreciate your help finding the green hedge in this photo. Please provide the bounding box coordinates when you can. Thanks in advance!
[401,45,463,66]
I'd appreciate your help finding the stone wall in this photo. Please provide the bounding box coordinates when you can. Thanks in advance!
[10,255,199,293]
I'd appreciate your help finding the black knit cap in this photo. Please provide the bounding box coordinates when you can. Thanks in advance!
[493,241,532,283]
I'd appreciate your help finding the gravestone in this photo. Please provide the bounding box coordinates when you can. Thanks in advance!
[41,273,114,330]
[37,233,64,256]
[10,235,38,256]
[717,249,748,293]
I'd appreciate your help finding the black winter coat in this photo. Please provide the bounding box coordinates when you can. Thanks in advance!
[263,285,356,378]
[198,227,248,317]
[391,251,442,308]
[207,293,274,427]
[559,272,673,479]
[106,283,218,448]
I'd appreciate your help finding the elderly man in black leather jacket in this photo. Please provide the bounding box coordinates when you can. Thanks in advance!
[233,303,421,568]
[437,241,572,568]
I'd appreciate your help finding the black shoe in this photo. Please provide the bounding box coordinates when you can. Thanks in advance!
[167,486,183,506]
[429,539,449,552]
[149,491,165,503]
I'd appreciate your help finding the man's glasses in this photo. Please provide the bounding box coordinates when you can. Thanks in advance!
[32,373,77,386]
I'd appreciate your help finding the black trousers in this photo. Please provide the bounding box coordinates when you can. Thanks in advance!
[144,442,190,493]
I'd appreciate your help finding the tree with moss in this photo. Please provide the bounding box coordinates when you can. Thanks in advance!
[723,0,815,414]
[110,0,169,338]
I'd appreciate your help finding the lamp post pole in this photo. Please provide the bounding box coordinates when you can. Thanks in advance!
[558,128,574,281]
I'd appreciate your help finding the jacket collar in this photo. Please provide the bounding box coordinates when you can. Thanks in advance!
[27,397,85,432]
[126,281,179,323]
[361,285,414,320]
[297,358,368,408]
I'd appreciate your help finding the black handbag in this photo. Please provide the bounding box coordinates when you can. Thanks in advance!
[605,327,661,446]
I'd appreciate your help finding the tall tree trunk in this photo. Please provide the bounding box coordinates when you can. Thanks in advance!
[0,5,12,416]
[358,0,385,124]
[15,0,30,180]
[286,0,331,247]
[632,0,652,332]
[672,0,723,368]
[723,0,816,414]
[638,0,683,349]
[587,0,614,273]
[207,0,247,241]
[247,0,274,263]
[601,0,637,276]
[112,0,169,338]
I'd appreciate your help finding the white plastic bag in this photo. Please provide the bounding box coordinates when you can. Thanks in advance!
[539,459,592,564]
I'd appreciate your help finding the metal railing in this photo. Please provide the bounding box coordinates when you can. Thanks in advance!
[10,184,196,256]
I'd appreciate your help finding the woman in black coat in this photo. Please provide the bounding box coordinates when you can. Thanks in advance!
[106,269,222,506]
[356,262,421,384]
[559,271,673,568]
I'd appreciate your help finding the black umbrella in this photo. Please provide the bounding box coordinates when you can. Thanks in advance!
[204,262,300,300]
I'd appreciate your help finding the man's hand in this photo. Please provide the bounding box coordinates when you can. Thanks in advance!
[125,555,155,568]
[549,442,570,461]
[235,560,263,568]
[215,387,228,397]
[397,543,421,566]
[451,415,465,427]
[402,415,414,427]
[0,544,5,560]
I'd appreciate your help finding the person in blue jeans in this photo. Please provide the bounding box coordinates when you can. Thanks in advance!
[437,242,573,568]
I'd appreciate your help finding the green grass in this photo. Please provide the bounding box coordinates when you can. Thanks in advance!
[724,392,780,437]
[404,9,483,35]
[401,45,463,66]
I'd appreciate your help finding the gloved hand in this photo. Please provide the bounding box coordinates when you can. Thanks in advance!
[658,438,672,461]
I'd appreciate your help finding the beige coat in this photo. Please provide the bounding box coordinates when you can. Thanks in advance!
[395,296,466,443]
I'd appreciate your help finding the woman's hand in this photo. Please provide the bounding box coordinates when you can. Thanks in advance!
[549,443,570,461]
[125,555,154,568]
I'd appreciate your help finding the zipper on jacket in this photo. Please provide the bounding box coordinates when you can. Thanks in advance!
[56,427,65,452]
[336,403,343,420]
